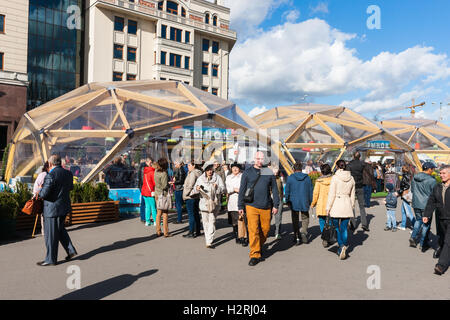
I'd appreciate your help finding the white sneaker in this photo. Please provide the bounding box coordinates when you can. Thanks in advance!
[409,230,413,234]
[398,226,406,231]
[339,246,347,260]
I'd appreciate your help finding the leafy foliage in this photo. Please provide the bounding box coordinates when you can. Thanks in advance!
[309,171,322,187]
[70,182,111,204]
[0,192,19,220]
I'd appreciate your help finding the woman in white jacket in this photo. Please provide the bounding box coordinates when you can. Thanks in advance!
[192,161,225,249]
[326,160,356,260]
[226,162,248,246]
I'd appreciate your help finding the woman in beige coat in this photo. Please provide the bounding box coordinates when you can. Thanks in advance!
[154,158,171,238]
[326,160,356,260]
[310,163,333,247]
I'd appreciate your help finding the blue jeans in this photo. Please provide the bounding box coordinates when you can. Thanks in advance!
[411,208,431,247]
[174,190,184,222]
[140,195,146,221]
[400,201,414,228]
[376,179,383,192]
[386,209,397,228]
[331,218,349,248]
[186,199,200,234]
[318,216,331,233]
[363,185,372,207]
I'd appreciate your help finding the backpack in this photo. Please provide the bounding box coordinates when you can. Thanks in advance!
[386,192,397,208]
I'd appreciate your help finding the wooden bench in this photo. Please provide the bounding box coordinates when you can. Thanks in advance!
[16,201,120,231]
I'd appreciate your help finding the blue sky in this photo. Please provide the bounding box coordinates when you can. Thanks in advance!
[224,0,450,124]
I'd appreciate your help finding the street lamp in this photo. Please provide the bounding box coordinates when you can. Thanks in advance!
[431,102,450,121]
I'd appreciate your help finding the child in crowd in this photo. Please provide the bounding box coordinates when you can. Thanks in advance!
[384,183,398,231]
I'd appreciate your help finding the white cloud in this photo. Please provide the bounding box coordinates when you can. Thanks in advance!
[247,106,268,117]
[310,2,329,15]
[282,9,300,23]
[229,19,450,111]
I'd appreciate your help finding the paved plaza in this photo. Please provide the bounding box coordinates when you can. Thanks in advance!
[0,200,448,300]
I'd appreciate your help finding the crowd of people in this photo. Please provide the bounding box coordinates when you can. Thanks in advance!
[34,151,449,276]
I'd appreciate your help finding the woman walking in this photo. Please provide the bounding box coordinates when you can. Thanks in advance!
[226,162,248,246]
[182,161,203,238]
[154,158,171,237]
[326,160,356,260]
[399,165,415,230]
[272,166,284,240]
[193,161,225,249]
[141,160,157,226]
[33,161,49,237]
[311,163,333,247]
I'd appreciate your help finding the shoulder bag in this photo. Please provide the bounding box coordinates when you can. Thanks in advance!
[243,170,261,203]
[22,195,43,216]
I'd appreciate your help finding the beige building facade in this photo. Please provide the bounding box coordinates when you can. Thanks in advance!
[84,0,236,99]
[0,0,29,159]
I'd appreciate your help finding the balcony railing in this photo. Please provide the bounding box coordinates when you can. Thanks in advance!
[153,64,193,77]
[98,0,237,39]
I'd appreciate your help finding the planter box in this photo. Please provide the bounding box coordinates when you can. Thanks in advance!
[0,218,16,240]
[15,201,120,231]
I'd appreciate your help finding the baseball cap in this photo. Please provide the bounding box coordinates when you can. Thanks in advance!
[422,162,436,170]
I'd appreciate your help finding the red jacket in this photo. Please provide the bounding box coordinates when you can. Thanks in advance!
[141,167,155,197]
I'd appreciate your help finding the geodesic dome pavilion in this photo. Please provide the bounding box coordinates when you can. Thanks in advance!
[380,117,450,165]
[253,104,418,172]
[5,80,257,183]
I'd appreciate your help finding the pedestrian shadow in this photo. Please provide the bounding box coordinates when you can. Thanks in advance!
[347,230,369,254]
[74,235,158,261]
[56,269,158,300]
[212,231,235,247]
[263,234,296,259]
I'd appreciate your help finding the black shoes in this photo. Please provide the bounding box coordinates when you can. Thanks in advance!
[300,233,308,244]
[433,247,442,259]
[235,237,241,244]
[241,238,248,247]
[294,238,301,246]
[434,264,445,275]
[37,261,56,266]
[248,258,260,266]
[65,251,78,261]
[206,244,215,249]
[409,238,417,248]
[183,232,194,238]
[362,225,370,232]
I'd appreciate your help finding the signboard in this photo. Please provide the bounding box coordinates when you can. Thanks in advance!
[109,188,141,214]
[182,126,232,140]
[366,140,391,149]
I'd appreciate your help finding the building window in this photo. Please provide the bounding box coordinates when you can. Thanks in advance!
[185,31,190,44]
[161,24,167,38]
[213,15,217,26]
[158,1,163,10]
[169,53,181,68]
[202,62,208,75]
[0,52,3,70]
[128,20,137,35]
[184,81,190,85]
[161,51,167,65]
[212,88,218,96]
[212,64,218,77]
[113,72,123,81]
[170,27,182,42]
[127,74,136,80]
[202,39,209,52]
[114,44,123,59]
[212,41,219,54]
[166,1,178,15]
[184,56,190,70]
[205,13,210,24]
[181,7,186,17]
[114,16,124,32]
[201,86,208,92]
[0,15,4,33]
[127,47,137,62]
[160,77,166,80]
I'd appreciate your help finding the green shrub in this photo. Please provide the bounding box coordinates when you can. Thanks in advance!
[14,181,33,210]
[70,182,111,204]
[309,171,322,187]
[0,192,19,220]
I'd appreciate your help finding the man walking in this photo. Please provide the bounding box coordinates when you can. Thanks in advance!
[423,165,450,275]
[409,162,437,251]
[362,158,375,208]
[172,160,186,224]
[238,151,279,266]
[37,154,77,266]
[347,152,370,231]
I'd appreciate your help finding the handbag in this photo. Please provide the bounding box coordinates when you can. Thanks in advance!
[243,170,261,203]
[157,191,172,211]
[22,196,43,216]
[321,216,337,243]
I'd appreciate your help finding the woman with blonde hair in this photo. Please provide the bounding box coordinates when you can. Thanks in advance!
[311,163,333,247]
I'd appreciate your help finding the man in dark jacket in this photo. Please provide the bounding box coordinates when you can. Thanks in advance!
[423,165,450,275]
[285,162,313,245]
[172,160,187,223]
[346,152,369,231]
[409,162,437,251]
[238,151,279,266]
[37,154,77,266]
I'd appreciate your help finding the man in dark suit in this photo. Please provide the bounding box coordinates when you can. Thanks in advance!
[37,154,77,266]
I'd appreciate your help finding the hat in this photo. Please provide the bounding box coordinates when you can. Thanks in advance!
[202,160,214,171]
[230,162,242,170]
[386,183,394,192]
[422,162,436,170]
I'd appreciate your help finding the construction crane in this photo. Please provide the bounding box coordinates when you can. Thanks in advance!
[374,99,425,120]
